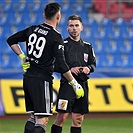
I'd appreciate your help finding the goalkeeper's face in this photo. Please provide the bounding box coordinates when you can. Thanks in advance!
[67,20,83,39]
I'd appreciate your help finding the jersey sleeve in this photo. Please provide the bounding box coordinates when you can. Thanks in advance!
[7,28,28,46]
[53,34,70,74]
[88,46,96,72]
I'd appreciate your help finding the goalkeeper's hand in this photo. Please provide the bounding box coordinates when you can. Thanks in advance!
[69,79,84,99]
[19,53,30,72]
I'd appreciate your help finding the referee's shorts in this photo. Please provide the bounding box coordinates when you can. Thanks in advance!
[56,80,89,115]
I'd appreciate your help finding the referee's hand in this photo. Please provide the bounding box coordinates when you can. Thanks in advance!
[69,79,84,99]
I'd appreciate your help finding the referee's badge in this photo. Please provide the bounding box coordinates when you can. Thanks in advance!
[84,53,88,62]
[58,99,68,110]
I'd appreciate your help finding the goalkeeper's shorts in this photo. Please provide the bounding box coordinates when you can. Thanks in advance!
[23,76,53,116]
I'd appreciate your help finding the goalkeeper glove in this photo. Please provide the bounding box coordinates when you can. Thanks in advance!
[69,79,84,99]
[19,53,30,72]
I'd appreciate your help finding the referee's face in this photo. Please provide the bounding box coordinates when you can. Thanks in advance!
[67,20,83,39]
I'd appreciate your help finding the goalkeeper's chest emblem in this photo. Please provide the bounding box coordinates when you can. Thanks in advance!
[84,53,88,62]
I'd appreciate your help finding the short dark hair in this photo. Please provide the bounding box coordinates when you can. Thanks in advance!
[67,15,82,23]
[44,2,61,20]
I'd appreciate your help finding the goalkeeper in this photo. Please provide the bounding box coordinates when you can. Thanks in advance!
[51,15,96,133]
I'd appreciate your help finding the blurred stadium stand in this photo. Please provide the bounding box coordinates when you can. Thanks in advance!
[0,0,133,79]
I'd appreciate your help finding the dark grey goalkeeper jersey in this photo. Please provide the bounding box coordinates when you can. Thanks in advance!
[7,23,69,82]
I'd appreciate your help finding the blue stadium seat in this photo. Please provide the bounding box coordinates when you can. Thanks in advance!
[9,11,25,26]
[113,18,128,34]
[1,39,14,55]
[86,17,98,28]
[94,31,108,42]
[72,2,83,13]
[119,39,132,54]
[114,18,127,27]
[24,12,38,26]
[113,18,128,39]
[1,54,12,69]
[116,54,132,68]
[95,54,102,68]
[28,1,42,13]
[60,0,73,13]
[0,3,4,12]
[129,18,133,26]
[0,52,2,69]
[12,1,27,13]
[104,39,118,54]
[0,26,5,40]
[100,19,113,38]
[93,39,105,54]
[96,54,107,68]
[94,25,109,39]
[108,26,123,40]
[102,54,117,68]
[77,12,88,24]
[0,11,11,26]
[0,39,5,53]
[58,12,68,26]
[124,25,133,39]
[82,25,96,39]
[4,25,19,40]
[1,53,21,69]
[100,18,113,29]
[3,0,13,12]
[101,37,109,46]
[12,54,22,69]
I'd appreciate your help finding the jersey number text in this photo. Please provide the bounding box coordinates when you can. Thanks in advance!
[28,33,46,58]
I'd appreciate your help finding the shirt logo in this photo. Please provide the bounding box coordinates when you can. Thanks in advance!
[58,45,64,51]
[84,53,88,62]
[64,40,68,43]
[58,99,68,110]
[34,27,39,32]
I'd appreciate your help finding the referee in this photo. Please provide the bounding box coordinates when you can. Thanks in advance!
[51,15,96,133]
[7,3,84,133]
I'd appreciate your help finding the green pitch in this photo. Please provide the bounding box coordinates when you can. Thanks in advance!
[0,116,133,133]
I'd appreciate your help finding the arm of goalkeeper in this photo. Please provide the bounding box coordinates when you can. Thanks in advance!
[19,53,30,72]
[69,79,84,99]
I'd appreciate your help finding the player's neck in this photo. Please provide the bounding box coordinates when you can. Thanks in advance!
[45,20,57,29]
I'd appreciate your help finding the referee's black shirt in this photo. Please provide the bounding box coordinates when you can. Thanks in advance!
[56,37,96,82]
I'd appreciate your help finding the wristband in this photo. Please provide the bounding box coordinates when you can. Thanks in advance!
[19,53,26,59]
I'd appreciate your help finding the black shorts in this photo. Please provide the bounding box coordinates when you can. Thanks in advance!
[23,76,53,116]
[56,80,89,115]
